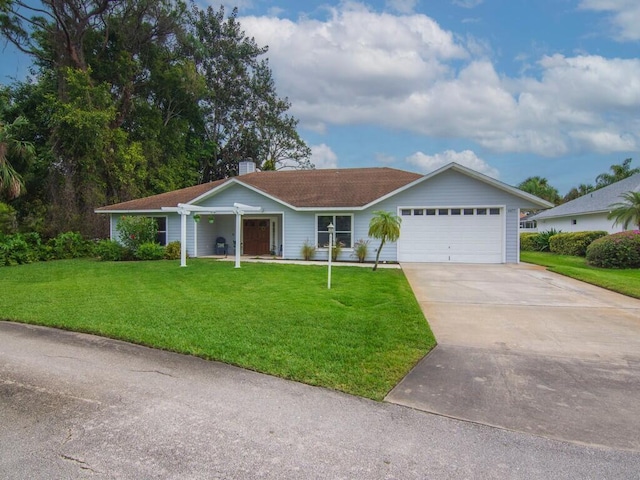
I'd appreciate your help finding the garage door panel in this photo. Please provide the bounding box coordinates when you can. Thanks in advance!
[398,207,503,263]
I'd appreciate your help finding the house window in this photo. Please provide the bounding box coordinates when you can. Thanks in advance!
[438,209,449,215]
[414,209,424,216]
[426,209,436,216]
[401,209,411,216]
[153,217,167,246]
[463,208,474,215]
[489,208,501,215]
[451,208,461,215]
[477,208,487,215]
[317,215,353,248]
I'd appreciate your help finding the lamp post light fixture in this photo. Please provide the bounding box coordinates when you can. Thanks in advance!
[327,222,334,289]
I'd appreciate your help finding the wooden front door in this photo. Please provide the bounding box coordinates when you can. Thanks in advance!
[243,219,270,255]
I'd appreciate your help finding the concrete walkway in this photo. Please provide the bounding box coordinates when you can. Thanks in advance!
[2,321,639,479]
[387,263,640,451]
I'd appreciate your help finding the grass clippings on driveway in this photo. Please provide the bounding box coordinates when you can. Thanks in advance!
[0,259,435,400]
[521,251,640,299]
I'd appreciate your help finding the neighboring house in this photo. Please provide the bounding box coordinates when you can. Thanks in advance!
[95,162,551,265]
[519,212,538,233]
[532,173,640,234]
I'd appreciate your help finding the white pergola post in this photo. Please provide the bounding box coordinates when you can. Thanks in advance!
[180,209,188,267]
[167,203,262,269]
[235,210,242,268]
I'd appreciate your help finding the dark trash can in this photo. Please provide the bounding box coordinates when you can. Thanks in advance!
[215,237,228,255]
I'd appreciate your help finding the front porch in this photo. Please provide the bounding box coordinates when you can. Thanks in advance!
[191,213,283,258]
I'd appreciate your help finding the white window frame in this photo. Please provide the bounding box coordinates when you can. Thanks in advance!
[316,213,354,250]
[148,215,168,246]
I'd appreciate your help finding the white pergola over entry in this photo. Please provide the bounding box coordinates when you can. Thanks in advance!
[161,202,263,268]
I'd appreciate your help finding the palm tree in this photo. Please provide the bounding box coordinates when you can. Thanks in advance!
[596,158,640,188]
[607,191,640,230]
[517,176,561,205]
[368,210,401,271]
[0,116,33,200]
[563,183,594,203]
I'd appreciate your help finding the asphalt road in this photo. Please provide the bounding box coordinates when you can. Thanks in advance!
[1,321,639,479]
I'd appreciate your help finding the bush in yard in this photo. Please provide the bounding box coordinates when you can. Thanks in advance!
[50,231,93,259]
[549,231,608,257]
[520,233,538,251]
[0,234,30,265]
[586,231,640,269]
[116,216,158,253]
[535,229,561,252]
[164,241,181,260]
[95,239,130,261]
[21,232,53,261]
[0,232,51,265]
[352,239,370,262]
[135,242,165,261]
[301,240,315,261]
[332,240,344,262]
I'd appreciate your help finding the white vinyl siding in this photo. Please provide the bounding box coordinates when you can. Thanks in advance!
[536,213,624,234]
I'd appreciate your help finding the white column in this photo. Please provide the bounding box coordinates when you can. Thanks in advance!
[193,219,198,258]
[180,210,187,267]
[234,210,242,268]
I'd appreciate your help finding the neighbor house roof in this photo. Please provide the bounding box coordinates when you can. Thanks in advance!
[96,163,552,213]
[532,173,640,220]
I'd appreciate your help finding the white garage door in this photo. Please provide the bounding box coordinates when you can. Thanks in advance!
[397,207,504,263]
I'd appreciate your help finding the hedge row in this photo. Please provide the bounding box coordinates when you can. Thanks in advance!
[586,231,640,269]
[521,229,640,269]
[1,232,181,267]
[549,231,608,257]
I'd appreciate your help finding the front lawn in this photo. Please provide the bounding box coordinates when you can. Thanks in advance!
[0,259,435,400]
[521,251,640,299]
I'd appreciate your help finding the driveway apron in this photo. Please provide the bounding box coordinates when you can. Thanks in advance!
[387,263,640,451]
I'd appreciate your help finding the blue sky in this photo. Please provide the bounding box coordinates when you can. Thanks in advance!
[2,0,639,194]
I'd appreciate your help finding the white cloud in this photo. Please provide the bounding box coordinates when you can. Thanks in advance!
[311,144,339,169]
[406,150,500,178]
[569,130,637,152]
[452,0,483,8]
[239,3,640,159]
[375,153,397,164]
[386,0,419,14]
[579,0,640,41]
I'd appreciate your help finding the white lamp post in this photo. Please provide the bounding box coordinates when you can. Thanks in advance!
[327,222,334,289]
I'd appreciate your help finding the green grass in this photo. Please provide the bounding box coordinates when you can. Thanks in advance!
[0,259,435,400]
[521,251,640,299]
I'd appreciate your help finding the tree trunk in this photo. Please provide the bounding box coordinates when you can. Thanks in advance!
[373,239,385,271]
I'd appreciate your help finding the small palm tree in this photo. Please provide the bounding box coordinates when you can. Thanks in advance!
[607,191,640,230]
[368,210,401,271]
[0,116,33,200]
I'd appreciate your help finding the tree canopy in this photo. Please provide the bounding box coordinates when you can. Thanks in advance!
[595,158,640,189]
[607,191,640,231]
[517,176,561,205]
[0,1,312,237]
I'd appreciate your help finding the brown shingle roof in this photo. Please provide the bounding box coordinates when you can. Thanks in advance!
[96,167,423,211]
[95,179,227,211]
[237,168,422,207]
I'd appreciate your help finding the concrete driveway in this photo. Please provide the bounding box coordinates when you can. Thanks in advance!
[387,263,640,451]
